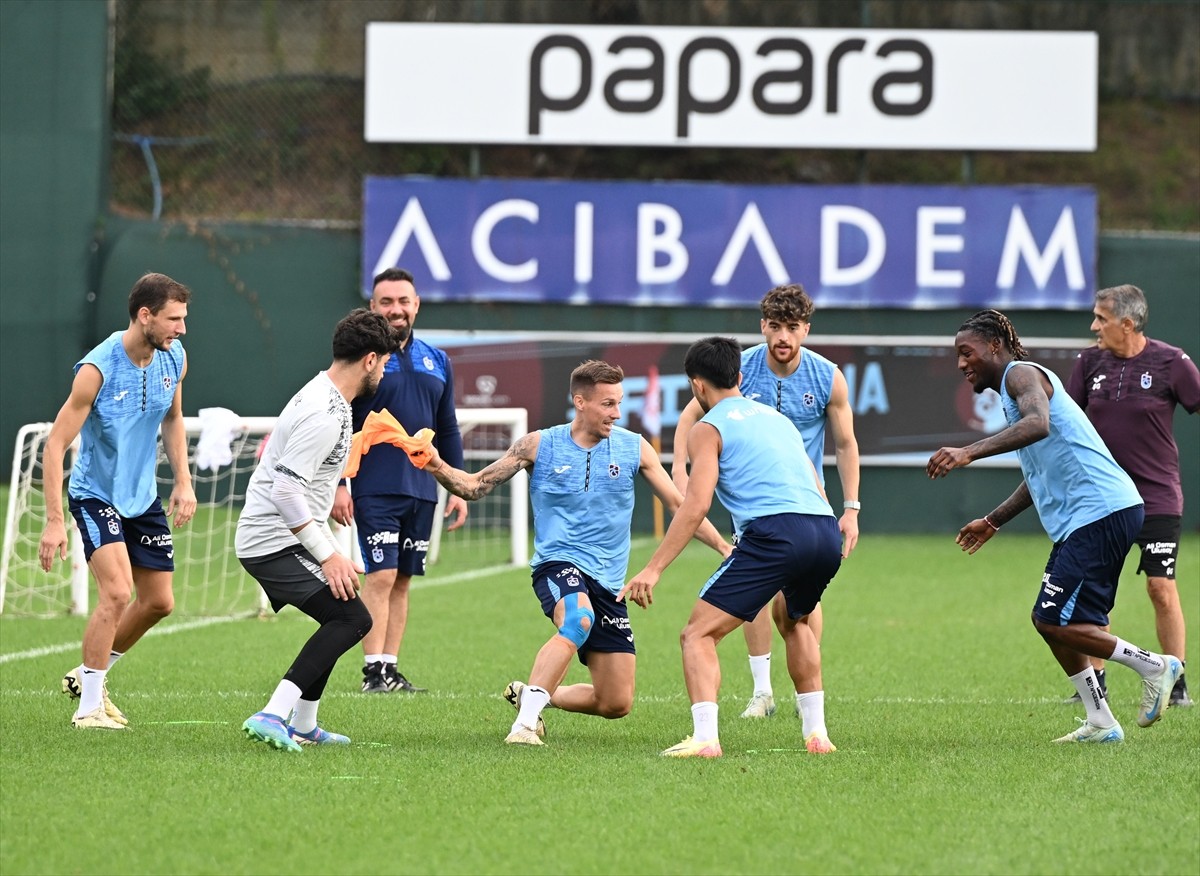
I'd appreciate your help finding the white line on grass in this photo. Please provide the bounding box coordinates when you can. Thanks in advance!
[0,564,517,666]
[0,615,244,665]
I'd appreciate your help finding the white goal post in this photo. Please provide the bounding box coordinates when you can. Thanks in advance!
[1,408,528,617]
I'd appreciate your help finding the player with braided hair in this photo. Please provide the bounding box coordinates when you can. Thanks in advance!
[956,309,1030,361]
[927,310,1181,744]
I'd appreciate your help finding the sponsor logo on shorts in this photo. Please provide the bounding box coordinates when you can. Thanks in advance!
[402,537,429,553]
[1040,601,1056,609]
[1146,541,1176,554]
[1040,575,1063,598]
[601,614,631,632]
[366,531,399,546]
[139,533,173,548]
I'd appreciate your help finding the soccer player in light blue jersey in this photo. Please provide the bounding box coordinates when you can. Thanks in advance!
[673,284,860,720]
[625,337,844,758]
[411,360,730,746]
[38,273,196,730]
[927,310,1183,744]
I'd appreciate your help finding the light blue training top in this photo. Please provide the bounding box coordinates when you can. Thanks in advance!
[68,331,186,518]
[999,360,1142,542]
[529,423,642,595]
[699,395,833,538]
[739,343,837,485]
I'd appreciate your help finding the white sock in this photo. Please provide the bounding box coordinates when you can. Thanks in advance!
[691,701,719,742]
[263,680,303,721]
[78,666,107,716]
[364,653,385,665]
[291,698,319,734]
[748,654,773,696]
[380,654,397,665]
[796,691,827,739]
[1068,667,1116,728]
[514,685,550,733]
[107,650,124,669]
[1108,638,1165,678]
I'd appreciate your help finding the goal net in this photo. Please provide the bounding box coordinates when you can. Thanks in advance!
[1,408,528,617]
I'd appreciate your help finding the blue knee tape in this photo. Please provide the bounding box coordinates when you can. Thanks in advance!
[558,592,594,649]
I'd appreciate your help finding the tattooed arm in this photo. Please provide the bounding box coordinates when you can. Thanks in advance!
[424,431,541,501]
[928,364,1052,478]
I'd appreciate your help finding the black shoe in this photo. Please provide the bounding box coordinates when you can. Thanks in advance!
[361,661,390,694]
[384,663,426,693]
[1169,674,1192,707]
[1063,670,1106,703]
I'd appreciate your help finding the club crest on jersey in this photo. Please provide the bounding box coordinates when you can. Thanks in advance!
[1140,371,1152,389]
[423,356,434,371]
[802,392,815,407]
[608,463,620,478]
[162,375,173,391]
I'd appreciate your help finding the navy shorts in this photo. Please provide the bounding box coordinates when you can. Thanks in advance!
[353,494,435,576]
[239,547,330,614]
[531,561,635,665]
[1134,515,1181,581]
[1034,505,1144,626]
[700,513,842,623]
[69,496,174,570]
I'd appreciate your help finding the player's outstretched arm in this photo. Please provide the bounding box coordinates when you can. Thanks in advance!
[929,366,1052,479]
[621,425,722,609]
[955,481,1032,554]
[670,397,703,494]
[38,366,102,571]
[639,438,730,558]
[425,432,539,501]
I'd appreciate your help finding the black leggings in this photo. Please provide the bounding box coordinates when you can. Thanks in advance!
[282,589,373,701]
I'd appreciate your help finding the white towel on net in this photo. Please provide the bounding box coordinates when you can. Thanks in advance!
[195,407,243,472]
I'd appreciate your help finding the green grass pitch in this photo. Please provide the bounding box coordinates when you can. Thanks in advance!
[2,533,1197,875]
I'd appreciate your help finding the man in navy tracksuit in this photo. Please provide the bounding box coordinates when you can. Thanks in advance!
[332,268,467,693]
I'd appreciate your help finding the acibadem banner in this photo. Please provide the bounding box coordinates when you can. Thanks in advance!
[363,177,1096,310]
[365,24,1097,151]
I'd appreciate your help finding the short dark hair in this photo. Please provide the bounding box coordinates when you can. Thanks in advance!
[128,273,191,319]
[958,310,1029,360]
[332,308,401,362]
[684,337,741,389]
[1096,284,1148,332]
[760,284,814,323]
[373,267,415,289]
[570,360,624,397]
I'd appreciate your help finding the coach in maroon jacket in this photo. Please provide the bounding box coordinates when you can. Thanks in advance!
[1067,284,1200,707]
